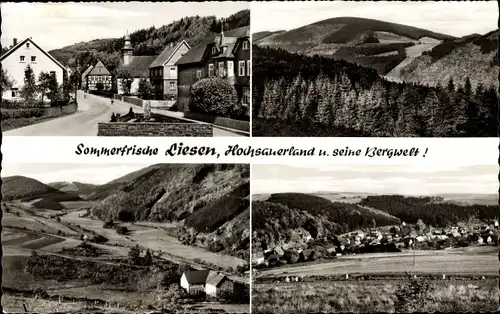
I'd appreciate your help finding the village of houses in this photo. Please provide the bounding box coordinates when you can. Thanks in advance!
[254,219,499,270]
[1,20,250,137]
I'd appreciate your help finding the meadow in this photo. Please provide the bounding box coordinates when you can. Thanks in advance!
[253,278,499,313]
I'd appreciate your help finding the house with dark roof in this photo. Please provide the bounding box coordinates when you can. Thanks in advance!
[180,270,234,296]
[149,40,190,100]
[116,33,157,95]
[176,25,250,112]
[85,60,113,92]
[1,37,68,100]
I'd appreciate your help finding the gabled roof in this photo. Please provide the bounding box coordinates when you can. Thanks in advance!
[0,37,67,72]
[81,64,94,79]
[183,270,216,285]
[149,40,190,68]
[88,60,111,76]
[118,55,157,78]
[206,274,229,287]
[176,25,250,66]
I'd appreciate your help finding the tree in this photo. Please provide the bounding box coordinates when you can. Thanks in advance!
[96,82,104,92]
[1,68,14,90]
[128,245,141,264]
[117,69,133,95]
[144,249,153,266]
[20,65,37,106]
[137,78,154,100]
[37,72,52,104]
[463,76,472,97]
[47,73,60,104]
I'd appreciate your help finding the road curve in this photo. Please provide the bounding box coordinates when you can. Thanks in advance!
[4,91,243,137]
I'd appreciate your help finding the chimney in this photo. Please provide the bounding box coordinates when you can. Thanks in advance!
[13,38,18,46]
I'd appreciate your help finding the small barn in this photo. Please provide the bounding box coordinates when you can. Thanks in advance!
[205,274,234,297]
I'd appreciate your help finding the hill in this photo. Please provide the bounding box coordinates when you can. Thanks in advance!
[1,176,81,202]
[49,9,250,72]
[252,192,498,254]
[252,45,498,137]
[399,30,499,89]
[49,181,98,196]
[252,193,401,251]
[90,164,250,259]
[252,30,286,42]
[253,17,454,75]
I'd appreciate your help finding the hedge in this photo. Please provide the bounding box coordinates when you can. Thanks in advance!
[1,108,44,119]
[189,77,237,116]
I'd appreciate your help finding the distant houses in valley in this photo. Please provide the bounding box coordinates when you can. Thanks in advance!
[1,37,69,100]
[180,270,235,297]
[176,25,250,112]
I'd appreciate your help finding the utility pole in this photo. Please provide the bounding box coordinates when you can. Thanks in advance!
[413,238,416,266]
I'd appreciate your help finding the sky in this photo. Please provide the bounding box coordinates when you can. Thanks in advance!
[1,2,249,51]
[251,1,498,37]
[1,163,150,185]
[252,164,498,196]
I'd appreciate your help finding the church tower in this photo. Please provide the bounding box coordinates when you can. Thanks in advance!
[122,31,133,65]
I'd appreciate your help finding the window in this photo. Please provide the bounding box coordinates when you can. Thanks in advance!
[170,82,175,90]
[196,70,202,79]
[242,40,249,50]
[208,63,214,77]
[170,67,176,76]
[31,56,36,62]
[218,62,224,77]
[238,61,245,76]
[11,88,18,98]
[26,43,30,49]
[20,56,25,62]
[212,46,217,54]
[247,60,251,76]
[227,61,233,76]
[242,87,250,105]
[50,71,56,77]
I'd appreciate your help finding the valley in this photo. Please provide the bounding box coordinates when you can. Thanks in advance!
[1,164,251,313]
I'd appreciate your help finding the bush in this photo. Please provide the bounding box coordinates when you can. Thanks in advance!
[189,77,237,116]
[116,226,129,235]
[1,108,44,120]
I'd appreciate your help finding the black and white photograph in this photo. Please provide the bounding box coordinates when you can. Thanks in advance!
[251,164,499,313]
[252,1,498,137]
[1,2,250,137]
[1,163,250,313]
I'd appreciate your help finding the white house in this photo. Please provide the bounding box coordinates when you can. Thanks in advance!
[1,37,67,100]
[180,270,213,295]
[205,274,234,297]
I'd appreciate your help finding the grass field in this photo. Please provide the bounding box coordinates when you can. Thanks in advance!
[257,250,498,278]
[253,279,499,313]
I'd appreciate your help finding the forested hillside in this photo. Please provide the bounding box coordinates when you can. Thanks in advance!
[252,193,498,252]
[90,164,250,259]
[400,30,498,89]
[253,45,498,137]
[49,9,250,73]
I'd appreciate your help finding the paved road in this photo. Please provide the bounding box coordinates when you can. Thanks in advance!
[3,91,242,137]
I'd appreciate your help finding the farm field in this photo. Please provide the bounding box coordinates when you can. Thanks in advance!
[253,278,499,313]
[256,250,497,278]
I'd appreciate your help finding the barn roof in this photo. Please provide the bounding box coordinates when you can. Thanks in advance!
[206,274,229,287]
[88,60,111,76]
[149,40,190,68]
[118,55,157,78]
[183,270,217,285]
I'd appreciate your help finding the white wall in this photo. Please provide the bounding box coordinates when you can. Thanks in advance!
[2,40,65,91]
[206,284,217,296]
[180,274,189,291]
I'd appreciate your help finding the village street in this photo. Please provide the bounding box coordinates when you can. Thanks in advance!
[3,91,242,137]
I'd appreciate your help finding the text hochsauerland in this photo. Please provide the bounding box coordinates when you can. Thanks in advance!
[225,145,315,157]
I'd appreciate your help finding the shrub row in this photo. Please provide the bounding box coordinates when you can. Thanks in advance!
[189,77,237,116]
[1,108,44,119]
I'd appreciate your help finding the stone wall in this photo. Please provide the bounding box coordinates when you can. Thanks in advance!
[42,102,78,117]
[184,111,250,132]
[97,122,213,137]
[114,95,176,109]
